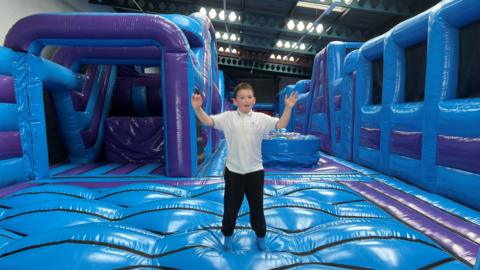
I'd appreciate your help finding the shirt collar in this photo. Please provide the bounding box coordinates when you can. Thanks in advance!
[237,109,253,117]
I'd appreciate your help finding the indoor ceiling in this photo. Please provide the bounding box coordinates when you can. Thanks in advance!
[89,0,441,77]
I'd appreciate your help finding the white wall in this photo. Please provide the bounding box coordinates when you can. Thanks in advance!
[1,0,113,45]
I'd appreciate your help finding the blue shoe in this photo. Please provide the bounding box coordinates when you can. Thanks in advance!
[223,236,232,251]
[256,237,267,251]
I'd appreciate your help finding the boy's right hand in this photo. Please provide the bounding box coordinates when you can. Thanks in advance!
[191,92,203,109]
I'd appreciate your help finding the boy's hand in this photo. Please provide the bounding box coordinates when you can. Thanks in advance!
[284,91,298,109]
[191,92,203,110]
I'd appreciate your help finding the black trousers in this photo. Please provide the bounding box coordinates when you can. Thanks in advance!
[221,167,266,238]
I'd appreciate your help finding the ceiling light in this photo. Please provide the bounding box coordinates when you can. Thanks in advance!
[307,22,314,32]
[228,11,237,22]
[276,55,282,60]
[270,54,275,59]
[215,32,221,39]
[232,48,237,54]
[344,0,353,5]
[208,9,217,19]
[316,24,324,34]
[276,40,283,48]
[222,33,229,40]
[289,56,295,62]
[219,10,225,20]
[199,7,207,15]
[225,47,231,53]
[292,42,298,49]
[230,34,237,41]
[283,55,288,61]
[296,1,346,12]
[296,21,305,32]
[287,20,295,30]
[284,41,291,49]
[219,47,224,52]
[299,43,306,50]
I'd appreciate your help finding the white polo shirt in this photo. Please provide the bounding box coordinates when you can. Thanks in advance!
[211,110,279,174]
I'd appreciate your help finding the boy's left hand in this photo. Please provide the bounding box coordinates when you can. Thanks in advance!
[284,91,298,108]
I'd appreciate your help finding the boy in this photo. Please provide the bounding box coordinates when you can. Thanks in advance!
[191,82,297,251]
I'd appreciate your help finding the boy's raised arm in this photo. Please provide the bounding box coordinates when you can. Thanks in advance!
[276,91,298,129]
[192,93,214,127]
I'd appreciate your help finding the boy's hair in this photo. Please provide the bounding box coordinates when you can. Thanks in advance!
[233,82,254,98]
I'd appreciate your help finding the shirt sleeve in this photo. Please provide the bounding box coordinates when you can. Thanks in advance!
[259,113,279,133]
[210,111,229,131]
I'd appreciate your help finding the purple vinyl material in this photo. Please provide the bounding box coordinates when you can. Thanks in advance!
[3,13,200,176]
[344,181,478,266]
[52,47,163,68]
[390,130,422,160]
[0,75,15,103]
[104,117,164,164]
[163,52,192,176]
[104,163,144,175]
[4,14,189,54]
[54,163,106,176]
[359,127,381,149]
[365,181,480,245]
[72,65,97,111]
[0,131,22,159]
[334,95,342,111]
[437,135,480,174]
[313,96,326,113]
[80,66,113,148]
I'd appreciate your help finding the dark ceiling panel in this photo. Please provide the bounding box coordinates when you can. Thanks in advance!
[89,0,441,78]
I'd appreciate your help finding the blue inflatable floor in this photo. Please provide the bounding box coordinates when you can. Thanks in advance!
[0,144,477,269]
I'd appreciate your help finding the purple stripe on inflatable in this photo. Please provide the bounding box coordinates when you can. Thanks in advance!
[344,181,477,266]
[150,165,166,175]
[437,135,480,174]
[81,66,112,148]
[104,163,143,175]
[0,131,22,159]
[54,163,105,176]
[334,95,342,111]
[336,126,341,143]
[309,131,330,152]
[52,47,163,68]
[366,181,480,245]
[296,103,306,114]
[390,130,422,160]
[145,76,163,116]
[71,65,97,111]
[0,75,15,103]
[5,14,189,54]
[0,182,40,198]
[313,96,326,113]
[50,179,224,188]
[164,53,192,176]
[359,127,380,149]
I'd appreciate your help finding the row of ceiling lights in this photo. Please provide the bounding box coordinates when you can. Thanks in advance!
[270,53,297,62]
[218,46,239,54]
[215,31,240,42]
[275,40,307,50]
[286,19,324,34]
[199,7,240,22]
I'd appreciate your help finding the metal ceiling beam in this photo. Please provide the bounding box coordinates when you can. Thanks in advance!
[218,55,311,77]
[88,0,367,41]
[216,34,320,56]
[290,0,413,17]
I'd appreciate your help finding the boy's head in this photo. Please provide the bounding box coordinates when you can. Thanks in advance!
[233,82,256,113]
[233,82,255,98]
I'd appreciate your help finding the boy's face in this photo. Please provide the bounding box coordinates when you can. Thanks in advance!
[233,89,256,113]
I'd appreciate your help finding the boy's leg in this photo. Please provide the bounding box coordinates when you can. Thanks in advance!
[221,167,246,237]
[245,169,266,238]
